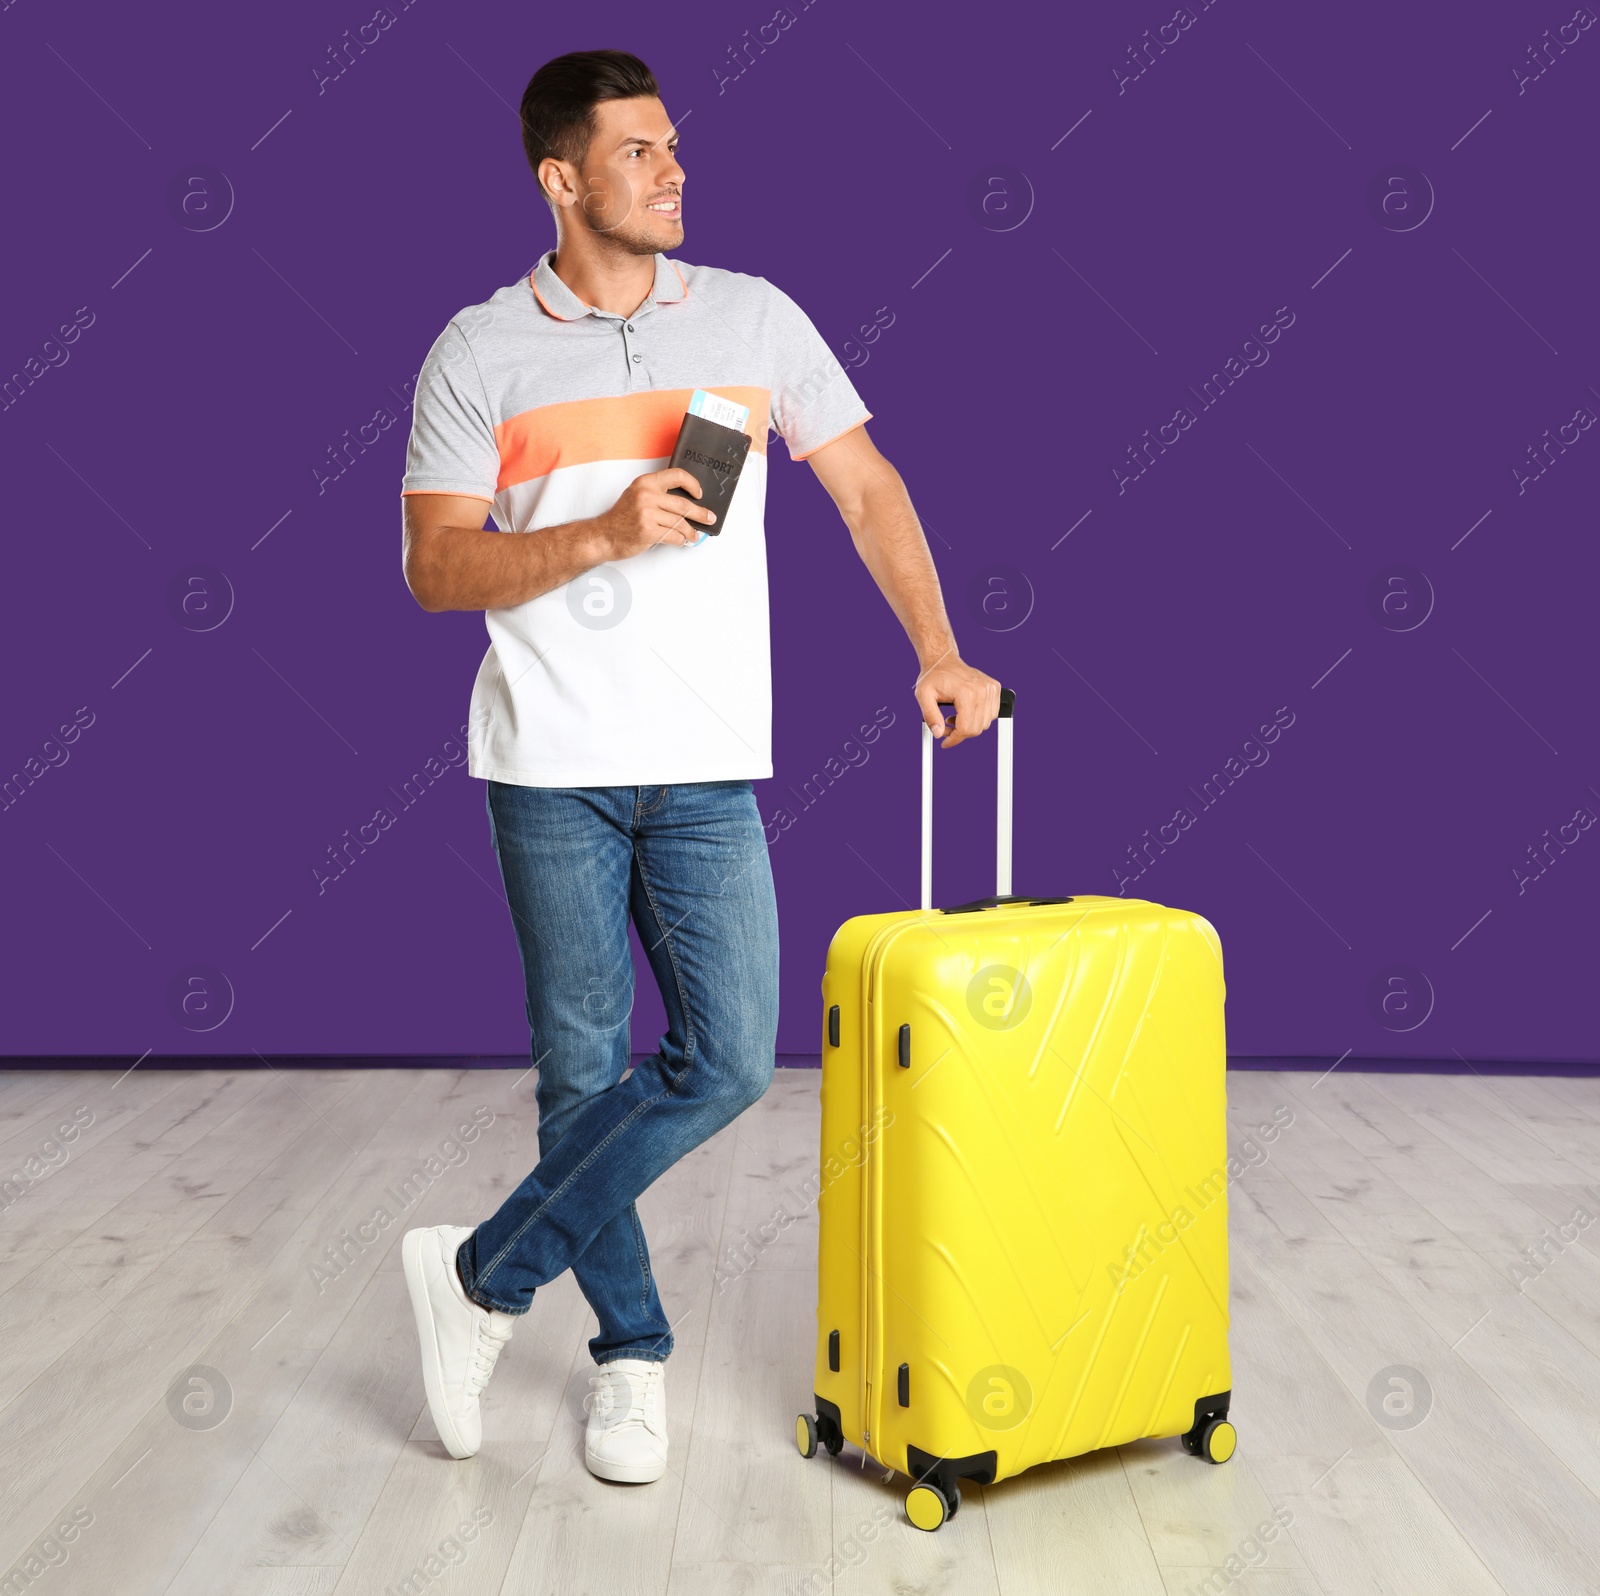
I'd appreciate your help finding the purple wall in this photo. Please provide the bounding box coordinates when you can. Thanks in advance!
[1,1,1594,1065]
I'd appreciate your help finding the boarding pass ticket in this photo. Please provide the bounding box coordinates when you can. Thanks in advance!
[687,388,750,432]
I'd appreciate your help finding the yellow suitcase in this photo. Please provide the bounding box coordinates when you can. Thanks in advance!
[795,690,1234,1530]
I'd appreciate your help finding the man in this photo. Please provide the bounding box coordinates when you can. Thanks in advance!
[398,48,999,1484]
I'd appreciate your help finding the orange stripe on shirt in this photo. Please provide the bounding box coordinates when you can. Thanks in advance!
[494,388,770,490]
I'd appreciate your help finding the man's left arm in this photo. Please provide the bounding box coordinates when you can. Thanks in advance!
[805,423,1000,749]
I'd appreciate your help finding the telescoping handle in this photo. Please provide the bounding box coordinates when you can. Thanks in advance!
[920,686,1016,912]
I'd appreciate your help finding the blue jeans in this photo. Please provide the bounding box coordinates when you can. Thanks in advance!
[457,779,779,1365]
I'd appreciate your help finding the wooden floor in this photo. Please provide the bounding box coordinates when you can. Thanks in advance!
[2,1064,1599,1595]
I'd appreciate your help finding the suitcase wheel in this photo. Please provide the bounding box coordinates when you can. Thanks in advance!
[795,1413,818,1459]
[905,1481,950,1532]
[1199,1418,1236,1464]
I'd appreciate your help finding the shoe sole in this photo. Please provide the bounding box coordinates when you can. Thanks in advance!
[402,1229,474,1460]
[585,1446,668,1484]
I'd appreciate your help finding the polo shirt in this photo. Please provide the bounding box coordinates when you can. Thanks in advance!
[401,250,872,787]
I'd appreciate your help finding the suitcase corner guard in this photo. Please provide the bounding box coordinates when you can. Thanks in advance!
[906,1442,998,1495]
[1179,1389,1232,1456]
[811,1394,846,1456]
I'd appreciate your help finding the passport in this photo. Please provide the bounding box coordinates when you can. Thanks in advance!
[668,391,752,544]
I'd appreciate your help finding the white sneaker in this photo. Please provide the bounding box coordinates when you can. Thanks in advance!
[584,1358,669,1482]
[402,1225,514,1459]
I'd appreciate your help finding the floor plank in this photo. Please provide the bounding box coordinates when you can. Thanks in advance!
[1229,1089,1600,1595]
[831,1441,1003,1596]
[984,1446,1168,1596]
[1476,1074,1600,1185]
[4,1065,1600,1596]
[0,1068,198,1251]
[1226,1250,1506,1596]
[1367,1074,1593,1187]
[1268,1073,1600,1502]
[494,1109,738,1596]
[0,1069,428,1588]
[154,1069,527,1596]
[1286,1073,1600,1364]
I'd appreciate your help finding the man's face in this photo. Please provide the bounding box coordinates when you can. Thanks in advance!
[556,96,684,254]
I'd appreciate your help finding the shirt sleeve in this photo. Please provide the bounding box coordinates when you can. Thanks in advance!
[765,284,872,460]
[400,320,499,500]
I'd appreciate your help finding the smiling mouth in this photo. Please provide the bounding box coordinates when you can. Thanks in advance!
[645,197,681,217]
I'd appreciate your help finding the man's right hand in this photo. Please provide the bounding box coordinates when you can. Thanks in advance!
[402,468,719,614]
[589,468,717,559]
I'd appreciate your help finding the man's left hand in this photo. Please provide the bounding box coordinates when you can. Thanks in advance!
[914,657,1002,750]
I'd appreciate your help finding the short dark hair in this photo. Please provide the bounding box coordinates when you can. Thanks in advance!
[519,51,660,199]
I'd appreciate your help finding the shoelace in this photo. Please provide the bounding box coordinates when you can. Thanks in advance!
[465,1317,513,1398]
[583,1367,659,1434]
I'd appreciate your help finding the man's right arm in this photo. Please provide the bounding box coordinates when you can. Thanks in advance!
[402,468,718,613]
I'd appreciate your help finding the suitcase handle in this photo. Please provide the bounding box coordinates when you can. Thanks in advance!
[920,686,1014,911]
[942,893,1073,915]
